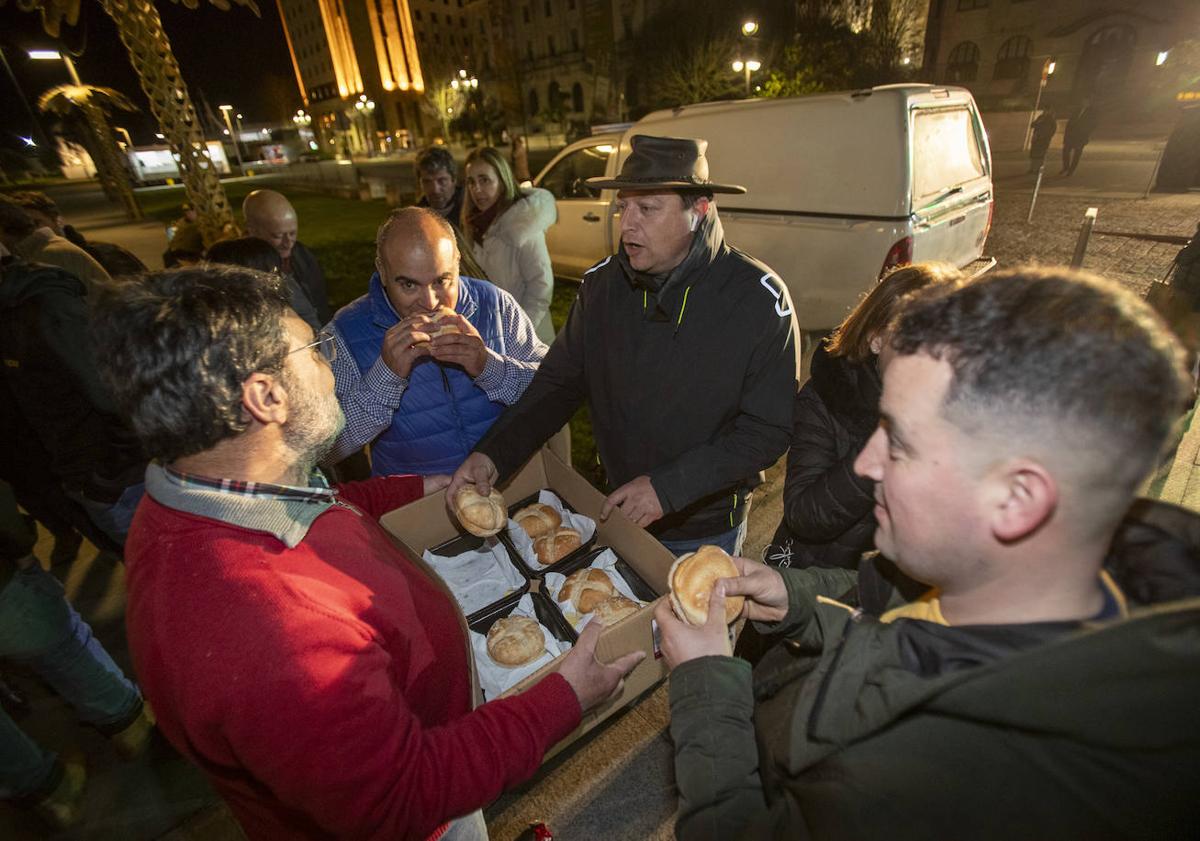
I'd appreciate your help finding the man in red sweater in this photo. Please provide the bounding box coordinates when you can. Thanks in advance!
[90,265,643,840]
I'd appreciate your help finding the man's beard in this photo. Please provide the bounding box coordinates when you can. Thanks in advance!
[281,369,346,479]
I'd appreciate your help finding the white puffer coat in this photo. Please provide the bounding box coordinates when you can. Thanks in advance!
[467,187,557,343]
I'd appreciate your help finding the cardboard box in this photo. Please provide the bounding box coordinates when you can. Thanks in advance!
[379,445,673,756]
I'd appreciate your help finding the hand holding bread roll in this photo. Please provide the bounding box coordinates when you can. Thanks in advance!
[452,486,506,537]
[668,545,745,626]
[415,306,462,346]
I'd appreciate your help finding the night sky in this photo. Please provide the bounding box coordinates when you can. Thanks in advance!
[1,0,299,149]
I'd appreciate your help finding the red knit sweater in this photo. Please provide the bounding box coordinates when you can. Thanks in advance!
[124,475,581,840]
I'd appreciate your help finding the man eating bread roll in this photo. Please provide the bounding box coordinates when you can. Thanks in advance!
[326,207,548,476]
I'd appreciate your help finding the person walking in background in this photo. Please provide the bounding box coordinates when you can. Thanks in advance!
[243,189,332,323]
[766,263,963,572]
[0,480,153,831]
[1061,99,1098,176]
[1029,108,1057,173]
[206,237,322,332]
[461,146,558,343]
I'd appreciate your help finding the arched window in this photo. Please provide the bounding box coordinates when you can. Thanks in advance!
[1075,25,1137,100]
[945,41,979,83]
[993,35,1031,81]
[571,82,584,112]
[548,80,561,112]
[528,88,539,116]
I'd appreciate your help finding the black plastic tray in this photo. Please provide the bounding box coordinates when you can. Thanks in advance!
[427,532,530,624]
[544,544,660,604]
[467,589,578,646]
[503,489,597,575]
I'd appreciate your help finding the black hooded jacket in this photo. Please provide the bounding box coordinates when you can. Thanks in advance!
[475,209,799,540]
[0,257,144,499]
[769,343,879,569]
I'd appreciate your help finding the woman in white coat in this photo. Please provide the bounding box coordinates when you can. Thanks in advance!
[461,146,558,343]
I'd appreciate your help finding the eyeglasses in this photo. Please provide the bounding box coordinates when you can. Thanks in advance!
[290,330,337,362]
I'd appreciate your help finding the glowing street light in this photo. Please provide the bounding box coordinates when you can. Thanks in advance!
[218,104,245,171]
[20,136,36,147]
[732,58,761,96]
[741,21,758,37]
[1157,50,1170,66]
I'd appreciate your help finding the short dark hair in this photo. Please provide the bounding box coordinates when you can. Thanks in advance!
[0,195,36,239]
[205,236,284,274]
[888,267,1190,491]
[90,266,291,462]
[415,146,457,178]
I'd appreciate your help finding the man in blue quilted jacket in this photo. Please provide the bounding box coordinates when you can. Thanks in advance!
[326,207,547,476]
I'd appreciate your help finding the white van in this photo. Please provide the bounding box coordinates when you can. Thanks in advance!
[534,84,994,332]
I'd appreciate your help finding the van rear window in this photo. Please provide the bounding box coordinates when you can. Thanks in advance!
[912,107,985,205]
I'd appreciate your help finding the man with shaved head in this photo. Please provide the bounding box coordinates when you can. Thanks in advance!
[326,207,547,475]
[243,189,331,323]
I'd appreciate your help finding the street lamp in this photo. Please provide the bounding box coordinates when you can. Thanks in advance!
[292,109,312,127]
[1023,57,1056,152]
[218,104,246,172]
[732,59,761,96]
[28,48,82,85]
[741,20,758,37]
[354,94,376,155]
[1156,50,1170,66]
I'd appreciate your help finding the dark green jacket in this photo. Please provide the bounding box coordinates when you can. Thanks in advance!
[670,499,1200,840]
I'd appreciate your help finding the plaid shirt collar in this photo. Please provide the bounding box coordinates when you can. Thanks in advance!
[162,465,335,502]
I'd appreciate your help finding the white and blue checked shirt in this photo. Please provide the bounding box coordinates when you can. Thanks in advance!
[325,291,548,464]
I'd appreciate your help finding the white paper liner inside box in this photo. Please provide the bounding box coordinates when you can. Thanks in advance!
[422,538,525,617]
[544,548,648,630]
[507,489,597,570]
[471,594,571,700]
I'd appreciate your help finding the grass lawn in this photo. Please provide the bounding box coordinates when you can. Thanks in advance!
[136,180,605,481]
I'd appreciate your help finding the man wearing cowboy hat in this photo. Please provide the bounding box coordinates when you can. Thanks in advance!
[449,135,799,555]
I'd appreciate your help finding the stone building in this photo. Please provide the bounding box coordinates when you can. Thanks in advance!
[922,0,1199,118]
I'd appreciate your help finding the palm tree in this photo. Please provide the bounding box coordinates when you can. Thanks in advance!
[6,0,258,244]
[38,83,143,220]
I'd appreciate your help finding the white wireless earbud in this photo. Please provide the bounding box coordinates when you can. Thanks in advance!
[688,210,700,232]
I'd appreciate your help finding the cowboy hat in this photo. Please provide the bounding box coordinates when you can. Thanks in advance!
[586,134,746,194]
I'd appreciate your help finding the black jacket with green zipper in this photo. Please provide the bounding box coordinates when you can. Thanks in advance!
[669,498,1200,840]
[475,209,799,541]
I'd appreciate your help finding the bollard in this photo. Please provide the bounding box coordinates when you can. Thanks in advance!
[1027,164,1045,223]
[1070,207,1098,269]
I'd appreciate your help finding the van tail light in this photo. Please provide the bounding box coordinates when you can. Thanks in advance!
[880,236,913,277]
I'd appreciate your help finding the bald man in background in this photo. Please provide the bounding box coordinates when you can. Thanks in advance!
[243,189,331,323]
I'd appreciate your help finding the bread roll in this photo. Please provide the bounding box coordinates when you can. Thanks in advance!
[668,545,744,626]
[453,486,506,537]
[533,527,582,566]
[513,502,562,539]
[417,306,461,344]
[559,567,615,613]
[486,616,545,667]
[591,595,640,626]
